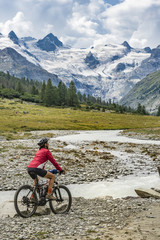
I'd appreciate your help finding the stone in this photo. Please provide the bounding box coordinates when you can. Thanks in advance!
[0,130,160,239]
[135,188,160,199]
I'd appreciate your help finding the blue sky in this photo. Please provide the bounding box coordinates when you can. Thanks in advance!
[0,0,159,49]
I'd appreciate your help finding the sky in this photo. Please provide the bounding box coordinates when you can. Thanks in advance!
[0,0,159,49]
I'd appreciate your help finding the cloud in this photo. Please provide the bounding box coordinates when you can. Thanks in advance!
[99,0,160,48]
[0,12,33,36]
[129,4,160,48]
[54,0,73,4]
[0,0,159,48]
[64,0,160,48]
[65,0,110,47]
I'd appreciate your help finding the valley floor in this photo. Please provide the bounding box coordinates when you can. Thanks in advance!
[0,129,160,240]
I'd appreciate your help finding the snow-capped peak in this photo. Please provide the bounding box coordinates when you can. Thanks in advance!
[0,31,159,105]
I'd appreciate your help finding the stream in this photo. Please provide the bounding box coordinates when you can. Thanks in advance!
[1,130,160,217]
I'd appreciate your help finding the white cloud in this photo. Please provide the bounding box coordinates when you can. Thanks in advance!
[68,14,98,36]
[65,0,160,48]
[54,0,73,4]
[100,0,160,48]
[65,0,110,47]
[42,24,55,37]
[0,12,33,37]
[0,0,159,48]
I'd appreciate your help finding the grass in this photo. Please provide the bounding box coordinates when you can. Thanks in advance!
[126,127,160,135]
[0,99,160,135]
[123,127,160,139]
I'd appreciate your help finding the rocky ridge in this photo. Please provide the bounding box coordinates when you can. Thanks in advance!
[0,47,60,84]
[120,69,160,113]
[1,31,160,109]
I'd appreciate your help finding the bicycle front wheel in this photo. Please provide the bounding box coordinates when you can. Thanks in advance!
[49,185,72,214]
[14,185,38,218]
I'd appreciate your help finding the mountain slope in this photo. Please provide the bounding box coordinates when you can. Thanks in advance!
[8,31,19,45]
[0,31,160,110]
[36,33,63,52]
[120,70,160,113]
[0,47,60,84]
[32,43,151,99]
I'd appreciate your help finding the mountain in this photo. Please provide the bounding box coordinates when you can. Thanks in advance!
[0,47,60,84]
[84,52,100,69]
[0,31,160,111]
[36,33,63,52]
[8,31,19,45]
[35,42,157,102]
[122,41,132,52]
[120,69,160,114]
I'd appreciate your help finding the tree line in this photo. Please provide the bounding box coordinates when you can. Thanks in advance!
[0,71,156,115]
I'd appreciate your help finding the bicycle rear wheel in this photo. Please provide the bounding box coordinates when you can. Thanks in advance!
[14,185,38,218]
[49,185,72,214]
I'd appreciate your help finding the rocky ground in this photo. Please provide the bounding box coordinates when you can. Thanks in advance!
[0,130,160,240]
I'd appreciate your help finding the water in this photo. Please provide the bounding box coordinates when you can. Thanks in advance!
[54,130,160,199]
[54,130,160,145]
[1,130,160,217]
[0,173,160,204]
[0,190,15,204]
[0,173,159,217]
[68,173,160,199]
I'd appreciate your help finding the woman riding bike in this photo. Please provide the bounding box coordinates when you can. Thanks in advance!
[27,137,65,200]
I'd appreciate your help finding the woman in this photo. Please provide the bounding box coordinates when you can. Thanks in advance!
[27,137,65,200]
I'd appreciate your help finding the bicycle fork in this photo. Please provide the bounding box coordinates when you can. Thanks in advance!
[54,186,63,202]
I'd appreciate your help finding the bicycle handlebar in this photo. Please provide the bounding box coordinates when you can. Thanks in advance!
[49,169,58,174]
[49,169,65,175]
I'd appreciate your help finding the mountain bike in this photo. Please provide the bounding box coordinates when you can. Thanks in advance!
[14,170,72,218]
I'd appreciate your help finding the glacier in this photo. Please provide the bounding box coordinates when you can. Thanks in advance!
[0,32,157,103]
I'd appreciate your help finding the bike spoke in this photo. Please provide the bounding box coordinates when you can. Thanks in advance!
[49,185,72,214]
[14,185,38,218]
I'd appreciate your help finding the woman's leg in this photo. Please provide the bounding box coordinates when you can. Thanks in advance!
[33,177,38,186]
[44,171,55,195]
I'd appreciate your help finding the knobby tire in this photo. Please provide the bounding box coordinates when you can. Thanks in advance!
[49,185,72,214]
[14,185,38,218]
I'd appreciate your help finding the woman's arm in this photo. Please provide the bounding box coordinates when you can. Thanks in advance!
[47,150,62,171]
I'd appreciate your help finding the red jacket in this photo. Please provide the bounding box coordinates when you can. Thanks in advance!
[27,148,62,171]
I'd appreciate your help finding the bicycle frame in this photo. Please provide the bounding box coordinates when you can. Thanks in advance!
[33,175,60,205]
[14,172,72,217]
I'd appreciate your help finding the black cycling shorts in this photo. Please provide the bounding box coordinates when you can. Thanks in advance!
[27,168,47,179]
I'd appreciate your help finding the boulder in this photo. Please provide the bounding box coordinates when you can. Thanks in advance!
[135,188,160,199]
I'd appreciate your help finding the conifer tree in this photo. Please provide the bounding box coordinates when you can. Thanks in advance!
[77,92,82,102]
[157,106,160,116]
[141,105,147,115]
[31,85,38,95]
[137,103,142,114]
[16,82,24,94]
[40,81,46,103]
[44,79,54,106]
[7,71,10,81]
[52,86,59,105]
[58,81,67,106]
[67,81,79,107]
[82,93,86,103]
